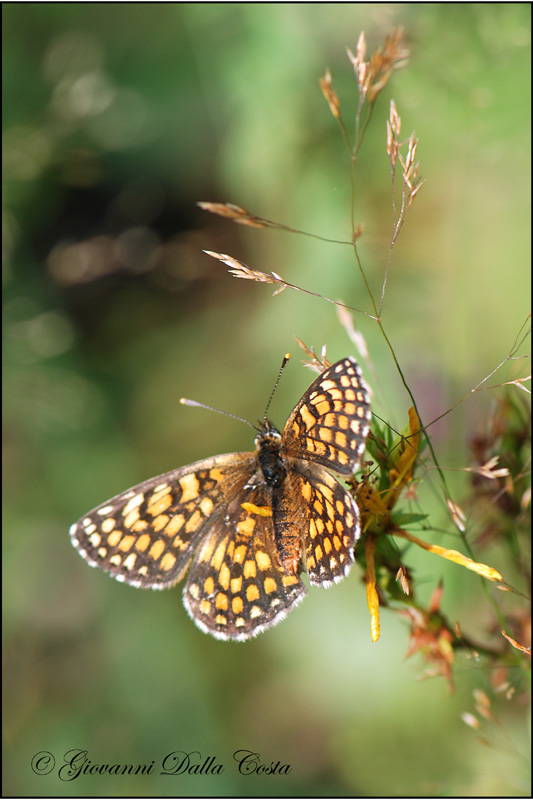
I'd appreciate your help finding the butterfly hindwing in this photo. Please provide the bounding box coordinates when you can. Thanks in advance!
[272,460,359,585]
[183,486,306,640]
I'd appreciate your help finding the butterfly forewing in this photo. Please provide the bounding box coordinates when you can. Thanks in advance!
[282,357,371,475]
[70,453,257,589]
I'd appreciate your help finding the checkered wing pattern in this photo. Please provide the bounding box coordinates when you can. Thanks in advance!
[70,454,262,589]
[276,462,360,585]
[183,484,305,640]
[70,454,306,640]
[282,357,371,475]
[71,356,371,641]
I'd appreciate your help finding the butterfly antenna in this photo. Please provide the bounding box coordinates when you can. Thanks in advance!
[263,353,291,423]
[180,397,258,431]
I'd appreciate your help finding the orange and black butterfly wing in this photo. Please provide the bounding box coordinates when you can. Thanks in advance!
[271,460,360,586]
[183,483,305,640]
[281,357,371,475]
[70,453,306,639]
[70,453,257,589]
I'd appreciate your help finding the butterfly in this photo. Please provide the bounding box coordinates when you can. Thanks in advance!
[70,356,371,640]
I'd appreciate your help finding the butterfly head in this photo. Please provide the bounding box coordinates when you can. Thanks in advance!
[254,419,281,446]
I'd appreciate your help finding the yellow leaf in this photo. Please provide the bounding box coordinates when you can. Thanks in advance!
[393,529,504,582]
[365,537,380,642]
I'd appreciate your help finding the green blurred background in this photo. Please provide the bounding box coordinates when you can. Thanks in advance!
[3,3,530,797]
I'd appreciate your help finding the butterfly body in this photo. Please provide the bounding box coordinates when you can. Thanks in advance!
[255,423,286,489]
[71,357,371,640]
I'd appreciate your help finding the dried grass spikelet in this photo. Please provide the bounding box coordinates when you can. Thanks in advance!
[197,201,267,228]
[202,250,289,296]
[446,498,467,533]
[347,29,409,104]
[465,456,510,480]
[396,565,411,596]
[294,338,332,372]
[387,100,425,210]
[319,68,341,120]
